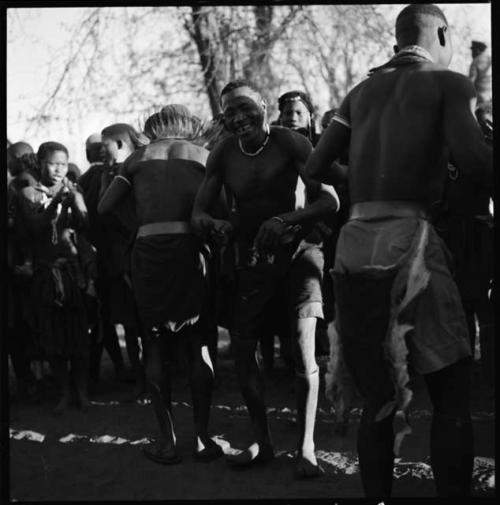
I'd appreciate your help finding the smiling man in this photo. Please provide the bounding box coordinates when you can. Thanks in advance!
[192,79,338,477]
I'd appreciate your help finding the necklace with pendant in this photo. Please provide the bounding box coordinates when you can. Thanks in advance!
[238,124,270,157]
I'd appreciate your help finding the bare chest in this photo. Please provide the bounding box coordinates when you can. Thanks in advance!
[223,148,298,201]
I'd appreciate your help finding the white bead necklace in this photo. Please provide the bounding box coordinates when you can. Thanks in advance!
[238,124,270,157]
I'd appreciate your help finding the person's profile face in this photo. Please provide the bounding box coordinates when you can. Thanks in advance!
[221,87,266,139]
[87,142,107,164]
[42,150,68,185]
[471,44,486,59]
[280,100,310,130]
[102,136,120,164]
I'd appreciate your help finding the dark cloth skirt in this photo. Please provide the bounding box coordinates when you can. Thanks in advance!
[32,260,89,358]
[132,234,206,331]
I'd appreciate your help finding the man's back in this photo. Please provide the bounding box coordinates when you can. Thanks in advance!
[122,139,208,225]
[347,63,456,206]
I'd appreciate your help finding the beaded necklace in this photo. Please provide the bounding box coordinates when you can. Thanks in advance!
[238,124,270,157]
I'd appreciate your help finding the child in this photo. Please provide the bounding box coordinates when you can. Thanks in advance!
[18,141,92,413]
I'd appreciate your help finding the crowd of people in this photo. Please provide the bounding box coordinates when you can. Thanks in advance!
[7,4,493,498]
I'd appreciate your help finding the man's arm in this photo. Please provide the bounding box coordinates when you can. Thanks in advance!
[305,94,352,185]
[97,160,132,214]
[282,133,339,225]
[67,189,89,229]
[254,132,339,251]
[468,61,478,84]
[18,185,67,229]
[191,143,232,243]
[442,72,492,191]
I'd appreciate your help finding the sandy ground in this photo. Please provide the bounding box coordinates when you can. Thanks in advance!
[9,333,495,501]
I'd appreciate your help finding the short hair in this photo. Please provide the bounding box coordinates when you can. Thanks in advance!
[143,104,200,142]
[101,123,149,150]
[9,152,40,179]
[471,40,487,52]
[396,4,448,45]
[278,90,315,115]
[85,133,102,149]
[220,79,261,101]
[37,141,69,165]
[67,162,81,182]
[8,141,34,160]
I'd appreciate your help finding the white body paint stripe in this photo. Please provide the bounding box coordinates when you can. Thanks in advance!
[10,428,495,490]
[332,113,351,129]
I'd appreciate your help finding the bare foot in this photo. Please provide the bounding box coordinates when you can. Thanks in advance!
[143,443,181,465]
[294,454,325,479]
[194,437,224,462]
[78,393,90,412]
[225,442,274,468]
[53,396,70,415]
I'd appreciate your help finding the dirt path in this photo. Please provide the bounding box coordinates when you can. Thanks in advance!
[9,345,495,500]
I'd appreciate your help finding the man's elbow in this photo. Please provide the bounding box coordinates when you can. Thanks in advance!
[97,199,108,215]
[319,184,340,213]
[304,160,322,182]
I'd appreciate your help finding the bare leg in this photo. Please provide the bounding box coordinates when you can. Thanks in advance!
[184,326,223,462]
[71,354,90,411]
[476,294,494,391]
[50,356,71,415]
[226,332,274,466]
[124,327,146,398]
[142,329,180,464]
[358,403,396,497]
[424,358,474,497]
[292,317,323,477]
[88,323,103,383]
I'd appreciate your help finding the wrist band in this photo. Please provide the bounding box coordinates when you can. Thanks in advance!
[270,216,287,226]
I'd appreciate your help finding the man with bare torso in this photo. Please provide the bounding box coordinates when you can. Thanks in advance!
[98,106,223,465]
[192,80,339,477]
[305,4,492,497]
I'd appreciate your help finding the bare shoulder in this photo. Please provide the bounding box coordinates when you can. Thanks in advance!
[207,135,236,163]
[436,68,476,97]
[164,140,208,166]
[186,141,209,166]
[123,146,145,167]
[342,78,367,104]
[270,126,312,159]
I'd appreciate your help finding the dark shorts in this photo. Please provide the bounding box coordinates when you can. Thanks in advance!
[232,241,324,340]
[333,217,471,374]
[132,234,207,332]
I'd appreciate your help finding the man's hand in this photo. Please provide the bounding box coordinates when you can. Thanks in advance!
[14,261,34,278]
[53,180,75,205]
[192,215,232,246]
[254,217,288,252]
[209,219,233,246]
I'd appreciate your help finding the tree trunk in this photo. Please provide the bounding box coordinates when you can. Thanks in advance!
[190,6,222,117]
